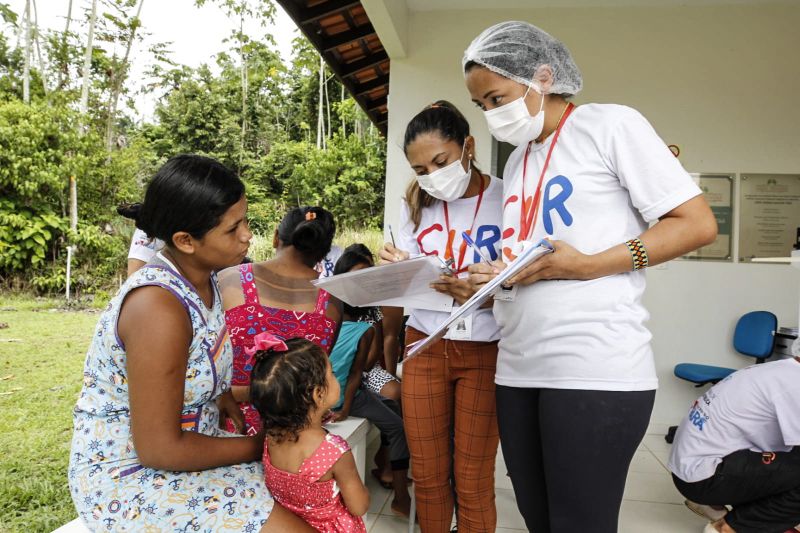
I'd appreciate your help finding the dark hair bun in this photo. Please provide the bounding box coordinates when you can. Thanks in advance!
[291,220,326,255]
[116,202,156,236]
[116,203,142,221]
[277,206,336,265]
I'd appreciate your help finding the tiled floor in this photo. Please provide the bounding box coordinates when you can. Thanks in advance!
[362,432,709,532]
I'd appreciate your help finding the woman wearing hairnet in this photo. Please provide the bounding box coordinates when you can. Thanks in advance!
[464,21,717,532]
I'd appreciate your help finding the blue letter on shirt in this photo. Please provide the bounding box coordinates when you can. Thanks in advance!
[543,175,573,235]
[472,225,500,262]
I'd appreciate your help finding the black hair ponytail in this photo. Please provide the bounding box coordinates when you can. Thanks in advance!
[116,155,244,244]
[277,206,336,265]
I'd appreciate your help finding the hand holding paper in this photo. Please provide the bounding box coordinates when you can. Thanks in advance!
[312,255,454,312]
[406,239,554,360]
[430,274,474,305]
[506,239,595,285]
[467,259,507,290]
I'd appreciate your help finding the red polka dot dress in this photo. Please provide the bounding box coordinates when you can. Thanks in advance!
[263,433,366,532]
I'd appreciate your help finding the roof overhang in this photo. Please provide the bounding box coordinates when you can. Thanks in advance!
[277,0,391,135]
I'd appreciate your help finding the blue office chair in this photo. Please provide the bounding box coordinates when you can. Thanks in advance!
[665,310,777,443]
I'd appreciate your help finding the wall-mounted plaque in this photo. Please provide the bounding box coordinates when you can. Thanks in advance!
[684,174,733,261]
[739,174,800,262]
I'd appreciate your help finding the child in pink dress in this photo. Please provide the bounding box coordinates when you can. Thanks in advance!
[248,332,369,532]
[219,206,341,435]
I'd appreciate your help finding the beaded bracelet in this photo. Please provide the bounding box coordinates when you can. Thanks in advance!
[625,238,649,271]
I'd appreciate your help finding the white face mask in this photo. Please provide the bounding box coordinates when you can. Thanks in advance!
[483,84,545,146]
[416,143,471,202]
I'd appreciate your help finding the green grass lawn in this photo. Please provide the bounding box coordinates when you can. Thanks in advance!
[0,295,99,532]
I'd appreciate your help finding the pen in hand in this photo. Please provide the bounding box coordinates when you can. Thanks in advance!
[386,224,404,262]
[461,232,493,264]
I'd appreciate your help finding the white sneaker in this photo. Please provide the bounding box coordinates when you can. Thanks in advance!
[685,499,728,521]
[703,523,719,533]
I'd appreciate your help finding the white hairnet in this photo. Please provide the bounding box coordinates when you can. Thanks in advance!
[463,21,583,96]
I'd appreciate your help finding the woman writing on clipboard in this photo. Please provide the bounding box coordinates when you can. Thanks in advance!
[464,21,717,532]
[380,101,503,533]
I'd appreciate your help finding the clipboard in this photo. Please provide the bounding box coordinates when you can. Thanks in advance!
[405,239,554,360]
[311,255,454,312]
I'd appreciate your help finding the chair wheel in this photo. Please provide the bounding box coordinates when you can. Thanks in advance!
[665,425,677,444]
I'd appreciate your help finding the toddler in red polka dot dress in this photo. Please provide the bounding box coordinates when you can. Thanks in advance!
[249,334,369,532]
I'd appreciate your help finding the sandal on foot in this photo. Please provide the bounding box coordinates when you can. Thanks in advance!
[685,500,727,522]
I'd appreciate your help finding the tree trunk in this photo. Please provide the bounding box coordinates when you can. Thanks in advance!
[57,0,73,90]
[22,0,30,103]
[69,0,97,301]
[317,54,325,149]
[65,175,77,300]
[79,0,97,116]
[105,0,144,152]
[324,74,331,141]
[239,3,247,171]
[341,85,346,137]
[31,0,47,95]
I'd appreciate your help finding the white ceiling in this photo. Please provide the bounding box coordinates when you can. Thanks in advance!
[406,0,794,10]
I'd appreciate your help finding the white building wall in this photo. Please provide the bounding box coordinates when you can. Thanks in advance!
[380,4,800,429]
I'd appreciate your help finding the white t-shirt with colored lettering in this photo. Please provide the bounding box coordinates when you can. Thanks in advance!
[494,103,702,390]
[127,228,164,262]
[397,175,504,342]
[317,245,343,279]
[668,358,800,483]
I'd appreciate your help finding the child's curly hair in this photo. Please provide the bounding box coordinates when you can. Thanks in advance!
[250,337,329,444]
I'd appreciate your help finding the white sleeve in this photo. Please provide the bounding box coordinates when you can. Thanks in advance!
[127,228,162,262]
[774,389,800,447]
[606,107,702,223]
[397,200,422,257]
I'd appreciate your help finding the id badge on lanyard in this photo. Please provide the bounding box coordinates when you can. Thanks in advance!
[494,284,518,302]
[445,311,473,341]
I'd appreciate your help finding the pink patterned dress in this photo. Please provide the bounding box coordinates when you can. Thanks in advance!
[225,263,337,434]
[263,433,366,532]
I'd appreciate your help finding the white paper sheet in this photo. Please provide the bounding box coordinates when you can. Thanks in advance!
[311,255,454,312]
[405,240,554,360]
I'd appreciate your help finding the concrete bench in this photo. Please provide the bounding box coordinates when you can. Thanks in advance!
[53,417,373,532]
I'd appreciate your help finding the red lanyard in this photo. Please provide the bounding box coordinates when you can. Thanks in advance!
[519,102,575,242]
[442,175,485,273]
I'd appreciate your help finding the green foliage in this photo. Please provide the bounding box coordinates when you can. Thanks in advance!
[66,225,128,291]
[0,200,65,271]
[0,101,82,274]
[288,133,386,229]
[0,100,133,292]
[0,0,387,294]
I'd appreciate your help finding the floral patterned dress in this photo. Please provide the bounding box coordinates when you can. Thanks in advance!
[68,260,272,532]
[263,433,366,532]
[225,263,337,434]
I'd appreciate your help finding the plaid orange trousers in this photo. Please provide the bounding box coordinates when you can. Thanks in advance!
[402,327,500,533]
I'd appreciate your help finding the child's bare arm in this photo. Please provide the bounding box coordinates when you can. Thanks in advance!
[332,450,370,516]
[380,307,403,375]
[364,320,383,370]
[332,327,373,422]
